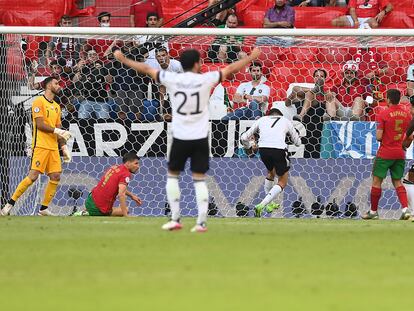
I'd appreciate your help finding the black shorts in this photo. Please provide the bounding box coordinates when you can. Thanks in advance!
[168,137,209,174]
[259,148,290,176]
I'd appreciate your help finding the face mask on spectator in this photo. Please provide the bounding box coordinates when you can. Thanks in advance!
[100,22,110,27]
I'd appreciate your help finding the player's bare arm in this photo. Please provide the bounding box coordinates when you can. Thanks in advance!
[403,119,414,149]
[118,183,128,217]
[249,94,268,103]
[113,49,159,81]
[126,190,142,205]
[35,117,72,141]
[376,129,383,142]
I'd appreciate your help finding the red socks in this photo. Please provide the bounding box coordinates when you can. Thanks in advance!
[370,187,382,212]
[396,186,408,209]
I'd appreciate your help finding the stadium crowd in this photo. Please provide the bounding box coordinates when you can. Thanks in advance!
[13,0,413,159]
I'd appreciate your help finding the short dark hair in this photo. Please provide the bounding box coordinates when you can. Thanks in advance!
[387,89,401,105]
[313,69,327,78]
[155,47,168,55]
[98,11,111,22]
[268,108,283,116]
[249,61,262,70]
[122,152,139,163]
[42,76,56,88]
[147,12,159,21]
[180,49,200,71]
[226,13,238,21]
[60,15,71,22]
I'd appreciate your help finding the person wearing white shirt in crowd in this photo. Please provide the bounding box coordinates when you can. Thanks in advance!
[153,47,183,121]
[240,108,301,217]
[114,47,261,232]
[223,61,270,120]
[406,63,414,105]
[135,12,168,67]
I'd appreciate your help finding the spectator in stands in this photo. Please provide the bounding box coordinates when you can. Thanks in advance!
[209,0,237,26]
[130,0,163,27]
[222,61,270,120]
[325,61,371,120]
[85,12,114,61]
[289,0,336,6]
[263,0,295,28]
[208,14,243,63]
[98,11,111,27]
[294,69,328,120]
[331,0,393,28]
[110,46,150,121]
[28,58,77,119]
[135,13,168,67]
[153,47,183,121]
[73,49,112,119]
[46,15,83,67]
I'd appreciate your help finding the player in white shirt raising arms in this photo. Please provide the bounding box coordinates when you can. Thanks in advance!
[240,108,301,217]
[114,47,261,232]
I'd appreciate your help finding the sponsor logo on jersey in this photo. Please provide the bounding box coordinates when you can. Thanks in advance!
[34,107,40,113]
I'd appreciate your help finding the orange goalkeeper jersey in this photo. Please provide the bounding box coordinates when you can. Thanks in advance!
[31,95,62,151]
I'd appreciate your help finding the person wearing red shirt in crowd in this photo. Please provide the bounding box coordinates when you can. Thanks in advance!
[46,15,83,67]
[85,12,114,61]
[325,61,371,120]
[75,152,142,217]
[295,69,328,120]
[362,89,411,220]
[331,0,393,28]
[130,0,164,27]
[353,47,388,103]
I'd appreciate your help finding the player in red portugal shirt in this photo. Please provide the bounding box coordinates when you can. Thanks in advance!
[362,89,411,220]
[74,152,142,217]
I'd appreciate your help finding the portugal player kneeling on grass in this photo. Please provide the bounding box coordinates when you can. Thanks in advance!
[73,152,142,217]
[1,77,72,216]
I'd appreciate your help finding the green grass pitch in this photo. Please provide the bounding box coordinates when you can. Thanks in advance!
[1,217,413,311]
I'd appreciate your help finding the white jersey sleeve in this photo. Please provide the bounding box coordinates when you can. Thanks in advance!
[203,71,221,88]
[287,120,301,147]
[240,119,260,149]
[157,70,176,88]
[407,64,414,82]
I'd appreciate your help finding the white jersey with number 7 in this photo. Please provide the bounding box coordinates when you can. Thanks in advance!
[158,70,221,140]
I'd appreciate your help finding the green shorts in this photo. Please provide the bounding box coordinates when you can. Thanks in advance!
[85,193,111,216]
[372,157,405,180]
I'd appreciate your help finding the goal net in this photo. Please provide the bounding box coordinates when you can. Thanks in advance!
[1,27,414,219]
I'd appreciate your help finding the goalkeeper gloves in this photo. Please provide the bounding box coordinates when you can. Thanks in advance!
[54,128,72,141]
[61,145,72,163]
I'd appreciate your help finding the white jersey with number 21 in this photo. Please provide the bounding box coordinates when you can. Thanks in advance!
[158,70,221,140]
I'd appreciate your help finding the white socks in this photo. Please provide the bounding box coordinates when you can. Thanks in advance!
[404,183,414,212]
[194,180,209,225]
[166,176,181,221]
[166,176,209,225]
[264,178,274,194]
[260,184,283,206]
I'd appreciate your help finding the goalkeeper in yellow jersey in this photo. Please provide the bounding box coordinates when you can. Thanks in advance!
[1,77,72,216]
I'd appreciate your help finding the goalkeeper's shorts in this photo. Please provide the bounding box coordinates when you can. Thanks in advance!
[30,147,61,174]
